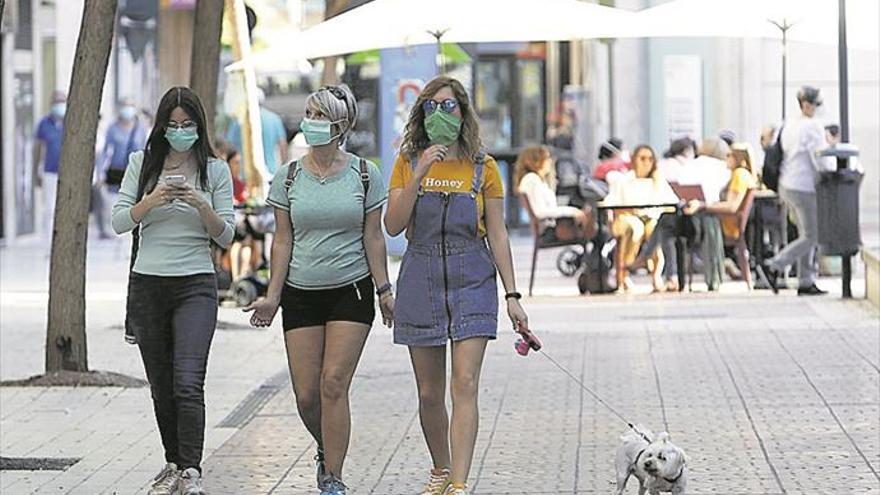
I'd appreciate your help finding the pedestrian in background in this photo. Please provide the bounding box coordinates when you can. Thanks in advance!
[384,75,529,495]
[34,90,67,242]
[764,86,833,296]
[112,86,235,495]
[99,97,148,234]
[225,88,288,176]
[244,84,393,495]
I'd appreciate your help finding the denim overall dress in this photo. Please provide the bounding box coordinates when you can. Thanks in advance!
[393,154,498,347]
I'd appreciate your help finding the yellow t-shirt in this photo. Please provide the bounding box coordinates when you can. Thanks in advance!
[389,153,505,237]
[721,167,758,239]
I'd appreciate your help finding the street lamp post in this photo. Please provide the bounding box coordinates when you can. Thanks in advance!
[769,18,794,120]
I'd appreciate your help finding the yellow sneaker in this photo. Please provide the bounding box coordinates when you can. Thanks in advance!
[419,467,450,495]
[442,483,468,495]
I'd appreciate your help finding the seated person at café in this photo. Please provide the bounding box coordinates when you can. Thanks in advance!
[604,144,677,292]
[516,145,596,243]
[637,138,731,291]
[685,143,757,236]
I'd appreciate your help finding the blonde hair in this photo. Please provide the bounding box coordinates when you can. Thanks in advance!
[729,143,756,179]
[514,145,553,188]
[399,76,482,160]
[305,84,358,145]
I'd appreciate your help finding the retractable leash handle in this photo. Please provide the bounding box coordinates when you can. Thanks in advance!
[514,321,542,356]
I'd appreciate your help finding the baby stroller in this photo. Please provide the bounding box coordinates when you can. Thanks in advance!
[549,148,615,287]
[218,204,274,307]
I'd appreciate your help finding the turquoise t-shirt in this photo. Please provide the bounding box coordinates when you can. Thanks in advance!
[266,154,387,290]
[112,151,235,276]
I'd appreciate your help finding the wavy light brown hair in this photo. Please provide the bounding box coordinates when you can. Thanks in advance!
[399,76,482,161]
[631,144,658,179]
[514,145,553,188]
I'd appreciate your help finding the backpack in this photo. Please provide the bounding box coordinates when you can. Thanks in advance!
[284,157,370,196]
[762,125,784,191]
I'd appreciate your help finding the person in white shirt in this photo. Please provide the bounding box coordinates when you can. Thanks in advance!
[765,86,833,296]
[515,145,596,242]
[604,145,678,292]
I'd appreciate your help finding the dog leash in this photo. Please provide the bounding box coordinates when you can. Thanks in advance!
[515,323,653,444]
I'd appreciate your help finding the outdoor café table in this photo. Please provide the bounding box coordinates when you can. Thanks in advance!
[594,201,684,293]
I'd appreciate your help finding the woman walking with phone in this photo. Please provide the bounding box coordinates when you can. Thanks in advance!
[112,87,234,495]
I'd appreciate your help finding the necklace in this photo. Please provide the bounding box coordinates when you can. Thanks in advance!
[164,151,191,172]
[310,153,335,185]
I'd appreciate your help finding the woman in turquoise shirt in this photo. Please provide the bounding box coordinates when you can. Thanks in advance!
[112,87,234,495]
[245,85,393,495]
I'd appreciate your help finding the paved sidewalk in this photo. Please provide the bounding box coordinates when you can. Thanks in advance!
[1,234,878,494]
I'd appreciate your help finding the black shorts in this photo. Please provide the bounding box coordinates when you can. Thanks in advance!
[280,276,375,330]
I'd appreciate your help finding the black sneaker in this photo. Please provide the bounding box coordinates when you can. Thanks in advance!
[759,264,780,294]
[797,284,828,296]
[315,447,327,489]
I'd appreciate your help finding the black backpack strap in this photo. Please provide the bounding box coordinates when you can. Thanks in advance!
[359,157,370,196]
[283,159,300,191]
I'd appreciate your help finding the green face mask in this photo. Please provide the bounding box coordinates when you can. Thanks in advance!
[424,110,462,146]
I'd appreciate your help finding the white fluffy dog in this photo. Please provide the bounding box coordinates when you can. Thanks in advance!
[615,426,688,495]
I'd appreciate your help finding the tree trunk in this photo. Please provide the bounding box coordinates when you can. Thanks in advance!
[190,0,224,139]
[45,0,117,372]
[320,0,349,86]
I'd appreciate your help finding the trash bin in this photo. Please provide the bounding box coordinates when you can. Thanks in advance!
[816,146,863,256]
[816,145,863,298]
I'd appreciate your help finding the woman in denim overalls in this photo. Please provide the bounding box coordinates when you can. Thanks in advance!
[386,76,529,495]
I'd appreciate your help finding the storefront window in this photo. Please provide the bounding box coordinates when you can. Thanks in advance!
[517,59,544,147]
[475,59,513,150]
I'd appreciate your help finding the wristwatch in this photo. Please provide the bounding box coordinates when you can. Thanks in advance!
[504,291,522,300]
[376,283,393,297]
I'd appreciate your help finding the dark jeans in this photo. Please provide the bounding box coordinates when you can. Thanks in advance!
[640,213,683,280]
[127,272,218,471]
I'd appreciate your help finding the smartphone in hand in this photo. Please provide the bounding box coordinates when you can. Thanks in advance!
[164,175,186,186]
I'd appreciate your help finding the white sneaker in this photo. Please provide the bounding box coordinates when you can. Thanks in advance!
[177,467,205,495]
[147,462,179,495]
[419,468,450,495]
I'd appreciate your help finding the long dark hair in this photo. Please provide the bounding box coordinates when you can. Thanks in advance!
[138,87,215,195]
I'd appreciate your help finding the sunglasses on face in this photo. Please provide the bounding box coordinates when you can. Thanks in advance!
[422,98,458,115]
[166,120,197,131]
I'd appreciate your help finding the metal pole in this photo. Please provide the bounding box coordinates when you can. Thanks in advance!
[770,19,793,120]
[781,25,787,120]
[429,30,447,75]
[838,0,853,298]
[838,0,850,142]
[607,39,615,137]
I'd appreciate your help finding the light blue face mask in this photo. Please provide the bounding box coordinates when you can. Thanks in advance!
[300,117,344,146]
[51,103,66,118]
[165,127,199,152]
[119,106,137,121]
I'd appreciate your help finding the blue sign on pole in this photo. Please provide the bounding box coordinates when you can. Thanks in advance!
[379,44,438,256]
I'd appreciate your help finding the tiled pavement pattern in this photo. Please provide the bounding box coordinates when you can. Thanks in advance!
[203,295,879,495]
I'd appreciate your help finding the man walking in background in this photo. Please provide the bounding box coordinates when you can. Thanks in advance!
[765,86,833,296]
[34,91,67,242]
